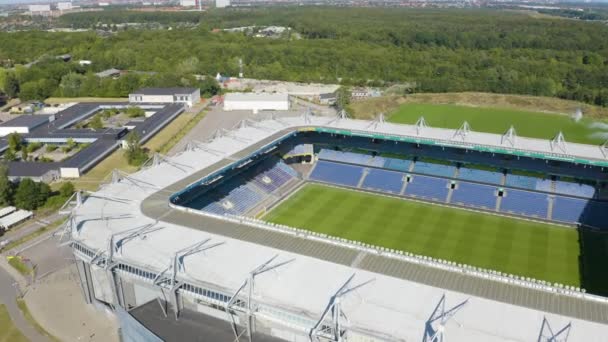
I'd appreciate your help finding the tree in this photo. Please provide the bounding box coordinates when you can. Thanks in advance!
[89,115,104,130]
[59,182,75,198]
[3,73,19,99]
[0,163,13,206]
[335,86,351,110]
[36,182,51,207]
[21,148,28,161]
[7,133,22,152]
[4,149,16,162]
[124,131,148,166]
[125,106,145,118]
[14,178,39,210]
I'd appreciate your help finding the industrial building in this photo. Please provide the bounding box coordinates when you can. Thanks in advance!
[0,114,54,137]
[129,88,200,107]
[0,100,186,181]
[67,113,608,342]
[223,92,290,114]
[216,0,230,7]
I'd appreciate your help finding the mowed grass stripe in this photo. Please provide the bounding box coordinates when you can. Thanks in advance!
[265,184,580,286]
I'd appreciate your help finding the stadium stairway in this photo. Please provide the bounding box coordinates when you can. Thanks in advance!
[547,195,555,220]
[495,193,502,211]
[357,168,370,188]
[399,177,408,195]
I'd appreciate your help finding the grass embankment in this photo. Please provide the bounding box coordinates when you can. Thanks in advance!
[265,184,580,286]
[349,92,608,120]
[0,304,28,342]
[16,299,60,342]
[7,257,32,276]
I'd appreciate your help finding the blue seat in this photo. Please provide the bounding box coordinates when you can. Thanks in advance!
[451,182,497,210]
[505,174,539,190]
[458,167,503,185]
[405,175,449,202]
[310,161,363,187]
[362,168,404,194]
[500,189,548,218]
[318,149,370,165]
[413,161,456,178]
[554,180,596,198]
[552,196,587,223]
[383,157,412,172]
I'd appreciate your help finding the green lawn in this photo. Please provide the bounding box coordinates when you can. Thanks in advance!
[265,184,580,286]
[389,103,604,145]
[0,304,28,342]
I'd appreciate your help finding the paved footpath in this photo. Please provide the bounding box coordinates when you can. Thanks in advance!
[0,261,50,342]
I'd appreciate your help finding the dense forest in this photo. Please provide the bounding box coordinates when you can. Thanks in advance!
[1,8,607,105]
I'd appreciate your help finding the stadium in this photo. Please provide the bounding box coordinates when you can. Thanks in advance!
[66,111,608,341]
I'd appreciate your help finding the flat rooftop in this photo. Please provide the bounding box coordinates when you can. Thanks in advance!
[131,87,198,96]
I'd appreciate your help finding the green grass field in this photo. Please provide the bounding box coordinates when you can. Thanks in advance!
[388,103,604,145]
[265,184,580,286]
[0,304,28,342]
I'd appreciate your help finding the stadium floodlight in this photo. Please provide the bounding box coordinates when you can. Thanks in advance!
[550,131,567,153]
[415,117,428,135]
[225,254,294,342]
[310,274,375,342]
[537,317,571,342]
[453,121,471,141]
[423,294,468,342]
[501,126,517,147]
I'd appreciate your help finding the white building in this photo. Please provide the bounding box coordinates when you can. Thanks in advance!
[180,0,196,6]
[129,88,200,107]
[0,115,53,137]
[28,4,51,16]
[216,0,230,7]
[223,92,289,114]
[56,2,73,10]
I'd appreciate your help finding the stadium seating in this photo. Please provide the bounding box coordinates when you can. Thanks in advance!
[404,175,449,202]
[318,149,371,165]
[361,168,405,194]
[451,182,497,210]
[413,161,456,178]
[553,180,596,198]
[383,157,412,172]
[552,196,587,223]
[284,144,313,157]
[197,181,264,216]
[504,174,539,190]
[500,189,548,218]
[252,160,298,193]
[457,167,503,185]
[367,156,386,167]
[309,161,364,187]
[535,179,553,192]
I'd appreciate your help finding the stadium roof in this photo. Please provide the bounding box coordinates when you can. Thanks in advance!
[130,88,199,96]
[71,114,608,341]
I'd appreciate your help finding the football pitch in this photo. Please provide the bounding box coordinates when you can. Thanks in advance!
[388,103,603,145]
[265,183,581,286]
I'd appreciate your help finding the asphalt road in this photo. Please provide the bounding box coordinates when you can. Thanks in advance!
[0,266,50,342]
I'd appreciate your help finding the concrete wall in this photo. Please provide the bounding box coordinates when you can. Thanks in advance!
[116,306,163,342]
[224,100,289,114]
